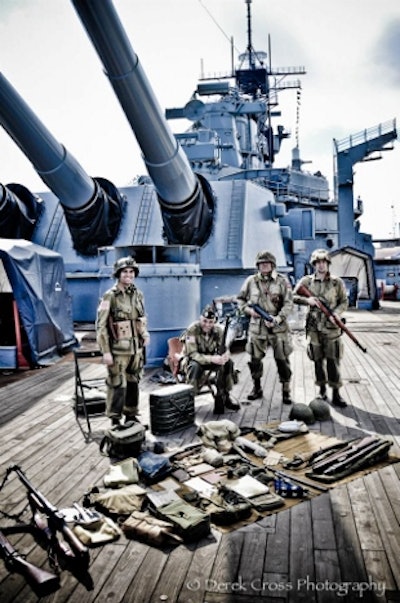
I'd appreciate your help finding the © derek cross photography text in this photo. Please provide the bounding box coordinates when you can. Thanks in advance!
[185,575,386,598]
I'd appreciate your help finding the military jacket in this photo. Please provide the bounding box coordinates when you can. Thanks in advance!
[293,273,348,332]
[237,270,293,336]
[181,321,224,365]
[96,284,148,355]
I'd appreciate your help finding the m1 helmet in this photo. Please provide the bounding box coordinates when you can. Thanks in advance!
[113,256,139,278]
[255,250,276,266]
[309,397,331,421]
[289,403,315,425]
[310,248,331,265]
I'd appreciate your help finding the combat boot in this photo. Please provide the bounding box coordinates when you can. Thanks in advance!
[319,384,328,400]
[124,382,140,420]
[282,383,292,405]
[224,395,240,411]
[247,379,263,400]
[332,389,347,408]
[213,394,225,414]
[282,391,292,405]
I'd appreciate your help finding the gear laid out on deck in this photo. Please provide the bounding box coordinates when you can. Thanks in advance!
[3,423,394,576]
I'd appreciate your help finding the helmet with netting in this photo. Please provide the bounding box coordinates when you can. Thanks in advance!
[310,248,331,265]
[255,250,276,266]
[113,256,139,278]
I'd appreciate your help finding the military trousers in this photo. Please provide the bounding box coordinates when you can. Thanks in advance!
[106,352,143,419]
[307,330,343,389]
[246,334,292,385]
[186,359,235,396]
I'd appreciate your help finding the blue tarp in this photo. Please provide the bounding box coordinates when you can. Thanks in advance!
[0,238,77,365]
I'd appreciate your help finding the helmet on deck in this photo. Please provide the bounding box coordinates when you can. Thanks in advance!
[113,256,139,278]
[309,397,331,421]
[310,249,331,265]
[255,250,276,266]
[289,403,315,425]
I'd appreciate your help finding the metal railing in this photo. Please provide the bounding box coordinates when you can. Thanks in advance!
[334,119,397,153]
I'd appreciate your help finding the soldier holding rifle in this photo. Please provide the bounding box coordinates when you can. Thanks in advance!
[237,250,294,405]
[293,249,348,407]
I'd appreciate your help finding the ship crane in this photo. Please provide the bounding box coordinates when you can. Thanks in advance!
[334,119,398,248]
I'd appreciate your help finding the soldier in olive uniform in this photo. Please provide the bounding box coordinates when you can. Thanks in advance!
[293,249,348,407]
[237,251,294,404]
[96,256,150,425]
[180,305,239,414]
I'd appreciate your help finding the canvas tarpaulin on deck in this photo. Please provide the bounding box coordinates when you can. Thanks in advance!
[0,238,77,365]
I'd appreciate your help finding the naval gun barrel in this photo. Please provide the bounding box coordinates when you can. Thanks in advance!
[0,182,41,239]
[0,72,123,255]
[71,0,214,246]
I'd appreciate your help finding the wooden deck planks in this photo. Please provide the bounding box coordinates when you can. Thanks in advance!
[0,302,399,602]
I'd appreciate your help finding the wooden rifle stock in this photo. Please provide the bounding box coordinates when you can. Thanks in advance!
[9,465,90,571]
[0,528,60,596]
[310,436,375,474]
[296,284,367,353]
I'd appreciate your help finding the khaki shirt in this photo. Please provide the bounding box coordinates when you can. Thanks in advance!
[237,270,293,336]
[96,284,149,355]
[181,321,224,365]
[293,273,348,332]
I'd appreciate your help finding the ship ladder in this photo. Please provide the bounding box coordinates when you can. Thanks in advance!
[226,181,244,259]
[133,185,154,244]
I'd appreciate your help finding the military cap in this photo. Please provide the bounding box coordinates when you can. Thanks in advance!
[201,305,216,319]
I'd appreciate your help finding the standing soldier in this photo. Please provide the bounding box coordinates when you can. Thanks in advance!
[237,250,294,404]
[180,305,239,414]
[293,249,348,407]
[96,256,150,426]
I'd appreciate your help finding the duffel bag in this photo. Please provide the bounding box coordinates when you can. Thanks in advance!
[100,421,146,460]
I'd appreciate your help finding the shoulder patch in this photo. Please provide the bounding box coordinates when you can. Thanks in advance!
[98,299,110,311]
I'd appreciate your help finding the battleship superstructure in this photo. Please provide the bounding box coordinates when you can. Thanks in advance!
[0,0,397,364]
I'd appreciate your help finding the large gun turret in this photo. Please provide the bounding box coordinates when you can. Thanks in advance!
[0,182,42,239]
[71,0,214,247]
[0,72,123,255]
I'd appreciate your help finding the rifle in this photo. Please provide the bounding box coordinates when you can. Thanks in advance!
[8,465,90,572]
[248,303,275,324]
[312,437,391,478]
[296,284,367,353]
[0,528,60,596]
[310,436,375,474]
[219,313,235,353]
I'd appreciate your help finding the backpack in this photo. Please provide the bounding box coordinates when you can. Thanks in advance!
[100,421,146,460]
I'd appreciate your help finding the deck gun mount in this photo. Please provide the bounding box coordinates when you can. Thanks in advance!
[0,72,123,255]
[71,0,214,247]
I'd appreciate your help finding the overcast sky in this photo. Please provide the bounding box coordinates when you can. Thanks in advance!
[1,0,400,239]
